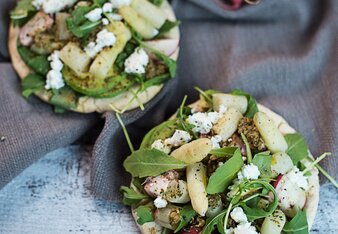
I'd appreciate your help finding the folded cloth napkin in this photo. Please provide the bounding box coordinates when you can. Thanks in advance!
[1,0,338,202]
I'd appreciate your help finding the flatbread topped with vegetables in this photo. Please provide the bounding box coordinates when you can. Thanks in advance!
[9,0,180,113]
[120,89,330,234]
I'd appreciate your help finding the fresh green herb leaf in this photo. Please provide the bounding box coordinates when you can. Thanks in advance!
[175,96,198,139]
[202,210,227,234]
[140,119,178,149]
[307,157,338,188]
[206,148,243,194]
[123,148,187,177]
[149,0,164,6]
[66,6,99,38]
[120,186,148,206]
[116,113,135,152]
[21,73,45,98]
[174,205,197,233]
[143,73,171,90]
[209,147,239,157]
[154,52,177,78]
[283,210,308,234]
[194,87,221,107]
[115,42,138,71]
[54,106,66,113]
[240,180,278,221]
[18,46,50,75]
[10,0,36,26]
[252,151,272,178]
[231,89,258,118]
[50,86,78,110]
[240,133,252,163]
[135,206,154,225]
[285,133,309,165]
[155,20,181,39]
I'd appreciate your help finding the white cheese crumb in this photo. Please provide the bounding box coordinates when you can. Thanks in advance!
[165,130,191,147]
[207,111,221,124]
[109,0,131,8]
[124,47,149,74]
[33,0,76,13]
[151,139,171,154]
[233,222,259,234]
[211,135,222,149]
[85,8,103,22]
[45,51,65,90]
[102,2,113,13]
[84,29,116,58]
[286,166,309,190]
[154,196,168,208]
[102,18,109,25]
[153,28,159,37]
[230,207,248,224]
[219,105,227,114]
[237,164,260,180]
[187,112,213,134]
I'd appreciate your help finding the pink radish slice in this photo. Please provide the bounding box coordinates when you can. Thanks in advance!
[144,39,179,57]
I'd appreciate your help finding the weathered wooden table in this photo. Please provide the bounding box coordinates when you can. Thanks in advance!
[0,146,336,233]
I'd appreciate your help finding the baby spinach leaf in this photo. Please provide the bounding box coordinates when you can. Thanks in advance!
[123,149,187,177]
[285,133,309,165]
[283,210,308,234]
[120,186,148,206]
[18,46,50,75]
[209,147,239,158]
[231,89,258,118]
[252,151,272,178]
[21,73,45,98]
[135,206,154,225]
[10,0,36,26]
[174,205,197,233]
[155,20,181,39]
[206,148,243,194]
[50,86,78,110]
[149,0,164,6]
[140,119,178,149]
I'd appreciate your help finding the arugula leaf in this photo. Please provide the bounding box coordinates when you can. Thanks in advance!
[54,106,66,113]
[283,210,308,234]
[240,180,278,221]
[194,87,221,107]
[140,119,178,149]
[209,147,239,157]
[123,148,187,177]
[21,73,45,98]
[50,86,78,110]
[10,0,36,26]
[115,42,138,71]
[285,133,309,165]
[252,151,272,178]
[18,46,50,75]
[143,73,171,90]
[231,89,258,118]
[240,133,252,163]
[135,206,154,225]
[206,148,243,194]
[66,6,99,38]
[149,0,164,6]
[202,210,227,234]
[120,186,148,206]
[154,51,177,78]
[155,20,181,39]
[174,205,197,233]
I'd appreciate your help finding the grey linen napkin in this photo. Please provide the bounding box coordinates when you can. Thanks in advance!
[1,0,337,202]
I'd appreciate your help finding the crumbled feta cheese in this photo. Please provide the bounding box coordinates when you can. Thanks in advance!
[124,48,149,74]
[230,207,248,224]
[106,13,123,21]
[219,105,227,114]
[45,51,65,90]
[85,29,116,58]
[237,164,260,180]
[151,139,171,154]
[102,2,113,13]
[208,112,221,124]
[233,222,259,234]
[286,166,309,190]
[211,135,222,149]
[154,196,168,208]
[109,0,131,8]
[33,0,76,13]
[85,8,103,22]
[187,112,213,134]
[153,28,159,37]
[225,228,234,234]
[102,18,109,25]
[166,130,191,147]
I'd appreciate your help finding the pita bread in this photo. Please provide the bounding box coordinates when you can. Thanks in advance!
[8,0,179,113]
[131,102,319,233]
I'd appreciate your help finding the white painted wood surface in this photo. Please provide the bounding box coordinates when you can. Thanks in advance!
[0,146,336,233]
